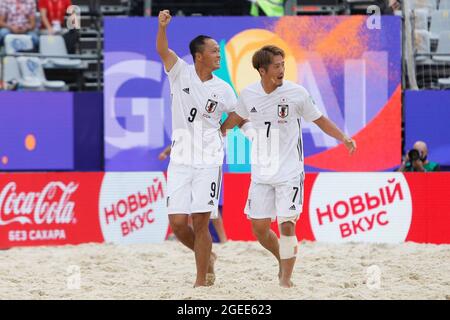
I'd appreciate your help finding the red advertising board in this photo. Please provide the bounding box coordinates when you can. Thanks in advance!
[223,173,450,244]
[0,173,103,247]
[0,172,168,248]
[1,172,449,248]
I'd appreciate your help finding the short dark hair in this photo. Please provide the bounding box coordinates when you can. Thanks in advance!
[252,45,285,72]
[189,35,213,62]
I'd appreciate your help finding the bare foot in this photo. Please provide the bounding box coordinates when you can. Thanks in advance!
[208,251,217,274]
[206,252,217,286]
[194,281,207,288]
[206,273,216,286]
[279,279,294,288]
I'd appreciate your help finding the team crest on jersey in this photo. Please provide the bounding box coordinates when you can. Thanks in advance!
[205,99,218,113]
[278,104,289,118]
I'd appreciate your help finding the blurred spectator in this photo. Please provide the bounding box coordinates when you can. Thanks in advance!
[397,141,440,172]
[39,0,80,53]
[250,0,285,16]
[389,0,401,11]
[0,0,38,47]
[376,0,402,14]
[39,0,71,35]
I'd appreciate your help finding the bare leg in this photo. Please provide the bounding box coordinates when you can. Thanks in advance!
[169,214,215,285]
[251,218,282,279]
[169,214,194,249]
[279,221,297,288]
[211,208,228,243]
[191,212,213,287]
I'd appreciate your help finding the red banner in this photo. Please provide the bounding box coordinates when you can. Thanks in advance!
[0,172,168,248]
[223,173,450,244]
[1,172,449,248]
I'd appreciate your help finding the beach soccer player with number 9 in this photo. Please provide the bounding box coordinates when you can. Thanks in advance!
[156,10,247,288]
[221,45,357,288]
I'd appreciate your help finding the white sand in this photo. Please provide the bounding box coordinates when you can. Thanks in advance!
[0,240,449,300]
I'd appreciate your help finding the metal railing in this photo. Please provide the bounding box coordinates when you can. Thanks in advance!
[414,53,450,89]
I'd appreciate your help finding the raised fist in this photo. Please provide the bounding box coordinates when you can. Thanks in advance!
[158,10,171,27]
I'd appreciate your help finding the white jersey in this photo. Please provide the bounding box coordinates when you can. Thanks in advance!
[235,80,322,184]
[166,57,236,168]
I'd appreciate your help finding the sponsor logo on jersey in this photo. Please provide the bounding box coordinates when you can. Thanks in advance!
[208,200,214,206]
[183,88,190,94]
[289,204,297,210]
[250,107,257,113]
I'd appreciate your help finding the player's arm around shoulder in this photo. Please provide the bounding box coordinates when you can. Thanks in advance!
[313,116,357,155]
[220,112,246,137]
[220,83,246,136]
[220,87,249,136]
[156,10,178,72]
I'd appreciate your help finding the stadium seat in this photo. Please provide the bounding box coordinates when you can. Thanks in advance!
[437,77,450,88]
[2,56,41,89]
[2,35,40,90]
[4,34,34,55]
[39,35,82,68]
[17,56,66,90]
[432,31,450,62]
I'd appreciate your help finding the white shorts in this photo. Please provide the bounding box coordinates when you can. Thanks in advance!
[244,174,304,222]
[167,163,222,218]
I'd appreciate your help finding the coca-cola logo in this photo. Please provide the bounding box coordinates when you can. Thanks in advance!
[0,181,78,226]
